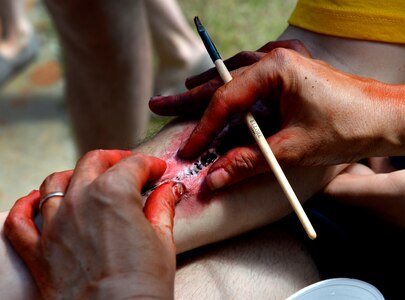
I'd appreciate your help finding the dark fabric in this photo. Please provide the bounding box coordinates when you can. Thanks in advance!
[291,196,405,300]
[389,156,405,170]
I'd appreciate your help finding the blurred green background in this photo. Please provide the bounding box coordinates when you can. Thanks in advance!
[178,0,297,58]
[0,0,297,210]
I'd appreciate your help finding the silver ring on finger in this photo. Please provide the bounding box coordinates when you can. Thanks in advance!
[39,192,65,213]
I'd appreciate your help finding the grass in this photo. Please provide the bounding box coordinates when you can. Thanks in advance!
[178,0,297,59]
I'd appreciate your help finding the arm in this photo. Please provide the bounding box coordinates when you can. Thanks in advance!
[322,160,405,228]
[0,117,345,297]
[150,48,405,190]
[135,118,345,253]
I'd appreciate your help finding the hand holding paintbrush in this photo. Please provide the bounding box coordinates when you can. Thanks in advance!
[193,16,316,240]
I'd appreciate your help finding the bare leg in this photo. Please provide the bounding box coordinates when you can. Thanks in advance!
[0,0,31,58]
[136,118,344,253]
[0,116,343,298]
[146,0,212,95]
[43,0,153,155]
[1,26,404,299]
[175,224,320,300]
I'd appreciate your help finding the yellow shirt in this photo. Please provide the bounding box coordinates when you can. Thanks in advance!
[288,0,405,44]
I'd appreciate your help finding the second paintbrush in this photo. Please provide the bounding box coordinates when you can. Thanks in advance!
[194,16,317,240]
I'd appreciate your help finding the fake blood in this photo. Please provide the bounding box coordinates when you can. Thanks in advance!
[142,128,219,219]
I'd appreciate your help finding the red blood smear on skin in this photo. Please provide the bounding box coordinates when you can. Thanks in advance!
[147,128,216,219]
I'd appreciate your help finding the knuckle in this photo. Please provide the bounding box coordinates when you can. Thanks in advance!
[78,149,105,164]
[76,149,106,169]
[227,151,259,177]
[87,172,141,208]
[290,39,305,49]
[41,171,62,187]
[238,50,257,63]
[286,151,306,166]
[269,47,293,64]
[4,213,25,235]
[278,143,307,166]
[212,87,230,110]
[206,76,224,91]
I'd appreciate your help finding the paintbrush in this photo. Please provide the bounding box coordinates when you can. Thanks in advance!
[194,16,317,240]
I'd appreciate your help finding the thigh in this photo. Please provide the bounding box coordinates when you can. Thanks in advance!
[175,222,320,300]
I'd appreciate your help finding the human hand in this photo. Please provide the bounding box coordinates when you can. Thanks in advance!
[184,39,311,90]
[4,150,184,299]
[151,47,404,190]
[322,160,405,228]
[150,39,310,116]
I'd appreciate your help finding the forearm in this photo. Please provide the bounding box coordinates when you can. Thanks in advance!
[371,83,405,157]
[0,118,344,297]
[136,118,345,253]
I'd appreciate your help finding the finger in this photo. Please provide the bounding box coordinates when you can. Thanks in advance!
[69,149,133,191]
[185,39,311,90]
[93,153,167,206]
[185,51,265,89]
[39,170,73,228]
[206,145,268,190]
[179,52,283,158]
[144,182,184,253]
[324,168,405,228]
[39,170,73,221]
[149,76,224,116]
[322,166,379,204]
[4,190,43,273]
[257,39,312,58]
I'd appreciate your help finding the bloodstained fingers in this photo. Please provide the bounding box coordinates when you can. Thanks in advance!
[144,182,184,253]
[150,76,224,116]
[4,190,45,282]
[68,149,133,195]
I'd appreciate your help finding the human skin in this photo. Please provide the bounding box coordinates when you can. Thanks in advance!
[43,0,153,154]
[1,28,404,299]
[0,116,345,299]
[42,0,209,154]
[322,161,405,228]
[146,0,210,95]
[150,35,405,191]
[5,152,183,299]
[0,0,31,58]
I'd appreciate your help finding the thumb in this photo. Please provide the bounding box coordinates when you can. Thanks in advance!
[144,182,185,252]
[206,144,269,190]
[205,126,310,190]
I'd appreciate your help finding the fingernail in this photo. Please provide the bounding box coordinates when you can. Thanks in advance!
[206,168,230,190]
[172,182,185,202]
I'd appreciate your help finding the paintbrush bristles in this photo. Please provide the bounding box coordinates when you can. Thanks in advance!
[194,16,221,62]
[194,16,204,32]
